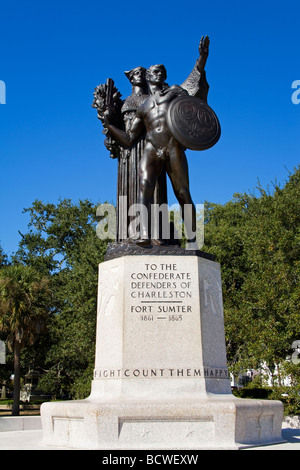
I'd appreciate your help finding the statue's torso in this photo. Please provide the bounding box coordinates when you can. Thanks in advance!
[139,90,180,148]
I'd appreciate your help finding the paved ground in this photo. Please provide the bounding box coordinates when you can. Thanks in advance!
[0,426,299,450]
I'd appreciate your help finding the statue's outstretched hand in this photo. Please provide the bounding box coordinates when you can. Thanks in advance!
[199,35,210,58]
[103,107,113,126]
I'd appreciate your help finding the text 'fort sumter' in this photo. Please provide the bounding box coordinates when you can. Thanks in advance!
[129,262,193,322]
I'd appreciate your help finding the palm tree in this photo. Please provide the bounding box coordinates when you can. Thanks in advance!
[0,265,51,415]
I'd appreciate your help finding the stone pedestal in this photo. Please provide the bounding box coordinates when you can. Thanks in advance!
[41,254,284,449]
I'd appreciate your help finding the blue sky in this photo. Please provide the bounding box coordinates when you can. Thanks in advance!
[1,0,299,257]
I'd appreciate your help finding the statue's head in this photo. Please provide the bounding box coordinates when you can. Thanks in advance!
[146,64,167,85]
[124,66,146,86]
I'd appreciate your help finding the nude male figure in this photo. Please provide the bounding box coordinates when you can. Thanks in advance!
[105,37,210,247]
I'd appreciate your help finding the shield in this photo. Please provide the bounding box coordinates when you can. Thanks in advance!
[166,96,221,151]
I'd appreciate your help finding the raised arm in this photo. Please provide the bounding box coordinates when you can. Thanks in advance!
[180,36,210,101]
[196,35,210,74]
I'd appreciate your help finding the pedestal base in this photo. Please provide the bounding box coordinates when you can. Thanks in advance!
[41,253,284,449]
[41,396,284,450]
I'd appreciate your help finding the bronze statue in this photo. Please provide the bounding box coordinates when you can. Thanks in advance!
[119,66,168,243]
[117,66,148,242]
[93,67,168,243]
[93,36,220,249]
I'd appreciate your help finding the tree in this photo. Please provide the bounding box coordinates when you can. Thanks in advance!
[14,199,108,399]
[0,265,51,415]
[203,167,300,380]
[0,244,8,267]
[203,194,253,373]
[240,168,300,377]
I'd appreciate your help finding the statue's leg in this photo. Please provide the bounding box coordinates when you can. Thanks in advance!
[137,143,163,246]
[166,143,197,245]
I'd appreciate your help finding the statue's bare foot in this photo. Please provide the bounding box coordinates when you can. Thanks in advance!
[151,239,166,246]
[136,238,152,248]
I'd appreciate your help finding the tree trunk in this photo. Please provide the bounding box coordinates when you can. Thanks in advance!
[12,341,21,416]
[276,362,282,387]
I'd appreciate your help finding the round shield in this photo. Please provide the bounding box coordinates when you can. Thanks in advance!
[167,96,221,151]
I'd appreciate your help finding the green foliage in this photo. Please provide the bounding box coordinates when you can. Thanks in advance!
[272,360,300,415]
[13,199,108,399]
[0,264,52,413]
[270,386,300,416]
[203,167,300,388]
[232,387,272,400]
[0,265,51,349]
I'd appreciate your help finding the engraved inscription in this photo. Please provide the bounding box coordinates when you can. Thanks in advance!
[93,366,229,380]
[167,96,221,151]
[177,100,216,140]
[128,262,193,322]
